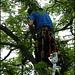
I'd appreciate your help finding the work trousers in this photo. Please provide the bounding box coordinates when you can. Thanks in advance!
[34,26,54,65]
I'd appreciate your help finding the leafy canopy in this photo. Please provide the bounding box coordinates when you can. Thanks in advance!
[0,0,74,75]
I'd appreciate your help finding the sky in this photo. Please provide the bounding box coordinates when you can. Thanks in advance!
[36,0,49,7]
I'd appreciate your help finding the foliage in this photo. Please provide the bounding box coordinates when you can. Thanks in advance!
[1,59,21,75]
[34,61,52,75]
[0,0,74,75]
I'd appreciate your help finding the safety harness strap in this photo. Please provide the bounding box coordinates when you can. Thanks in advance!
[54,40,56,52]
[49,34,52,57]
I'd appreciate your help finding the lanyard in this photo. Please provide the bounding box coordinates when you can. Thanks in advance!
[48,33,58,75]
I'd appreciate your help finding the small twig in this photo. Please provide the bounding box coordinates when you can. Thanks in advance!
[55,19,73,32]
[46,0,64,12]
[0,49,14,61]
[56,0,64,4]
[11,64,21,66]
[46,0,56,12]
[70,25,74,36]
[0,42,18,48]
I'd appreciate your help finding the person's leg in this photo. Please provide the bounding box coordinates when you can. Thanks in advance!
[35,38,41,62]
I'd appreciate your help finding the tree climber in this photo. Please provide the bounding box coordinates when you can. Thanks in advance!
[28,7,55,64]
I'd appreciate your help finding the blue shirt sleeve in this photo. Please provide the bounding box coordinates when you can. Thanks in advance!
[29,12,35,21]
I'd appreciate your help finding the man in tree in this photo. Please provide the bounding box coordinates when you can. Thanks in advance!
[28,7,54,64]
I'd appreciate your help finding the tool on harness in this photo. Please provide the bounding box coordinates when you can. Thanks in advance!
[42,32,46,39]
[35,34,39,52]
[41,32,45,61]
[49,33,52,57]
[48,33,58,75]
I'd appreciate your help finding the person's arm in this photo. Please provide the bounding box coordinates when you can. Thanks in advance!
[29,20,35,38]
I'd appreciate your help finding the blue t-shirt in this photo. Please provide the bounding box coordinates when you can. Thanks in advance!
[30,11,54,30]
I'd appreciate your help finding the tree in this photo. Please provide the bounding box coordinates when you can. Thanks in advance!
[0,0,74,75]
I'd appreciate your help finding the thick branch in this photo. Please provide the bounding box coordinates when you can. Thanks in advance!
[0,24,36,64]
[59,38,74,44]
[19,45,37,64]
[0,42,36,64]
[55,19,73,32]
[0,24,20,43]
